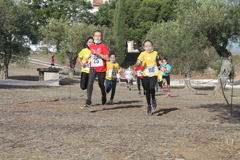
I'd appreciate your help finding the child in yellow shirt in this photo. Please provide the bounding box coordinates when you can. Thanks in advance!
[136,40,165,115]
[105,53,121,104]
[77,37,93,90]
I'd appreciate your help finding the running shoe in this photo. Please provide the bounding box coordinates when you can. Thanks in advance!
[146,105,152,115]
[161,86,165,92]
[151,99,157,109]
[109,99,114,104]
[138,91,141,95]
[102,96,107,105]
[127,85,129,88]
[129,87,131,91]
[84,100,92,107]
[168,93,171,98]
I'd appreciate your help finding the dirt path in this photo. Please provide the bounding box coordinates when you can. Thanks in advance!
[0,59,240,159]
[1,78,240,160]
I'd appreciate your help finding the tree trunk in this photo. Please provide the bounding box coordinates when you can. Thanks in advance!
[183,72,195,91]
[69,57,77,76]
[213,56,232,95]
[0,63,4,79]
[1,53,11,79]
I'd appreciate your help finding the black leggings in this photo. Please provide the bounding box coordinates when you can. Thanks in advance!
[80,72,89,90]
[158,81,163,88]
[143,76,157,106]
[87,68,106,101]
[137,77,144,91]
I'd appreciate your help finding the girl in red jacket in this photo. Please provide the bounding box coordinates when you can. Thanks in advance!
[135,64,145,95]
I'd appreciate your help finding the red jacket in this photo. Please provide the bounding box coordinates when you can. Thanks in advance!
[135,64,144,78]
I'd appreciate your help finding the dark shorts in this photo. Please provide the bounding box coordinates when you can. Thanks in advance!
[162,75,170,85]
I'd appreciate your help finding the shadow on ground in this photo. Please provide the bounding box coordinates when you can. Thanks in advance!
[0,76,80,89]
[89,105,143,113]
[152,108,179,116]
[197,103,240,123]
[193,86,215,91]
[114,100,142,104]
[8,75,39,81]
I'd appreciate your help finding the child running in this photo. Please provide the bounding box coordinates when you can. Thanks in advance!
[135,64,145,95]
[77,37,94,90]
[105,53,121,104]
[137,40,165,115]
[50,56,55,67]
[124,66,133,90]
[160,57,172,98]
[84,30,110,107]
[157,65,163,91]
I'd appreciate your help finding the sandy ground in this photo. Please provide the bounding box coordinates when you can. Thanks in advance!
[0,55,240,160]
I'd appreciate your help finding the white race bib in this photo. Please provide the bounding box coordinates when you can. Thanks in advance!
[84,61,90,71]
[117,73,120,79]
[91,55,103,67]
[165,67,170,73]
[125,71,132,79]
[145,64,158,76]
[137,70,143,77]
[108,69,117,78]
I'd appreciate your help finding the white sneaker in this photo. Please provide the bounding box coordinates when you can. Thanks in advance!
[109,99,114,104]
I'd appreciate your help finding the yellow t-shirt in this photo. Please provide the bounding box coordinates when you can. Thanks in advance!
[78,48,91,73]
[158,70,163,82]
[137,51,159,77]
[106,61,121,80]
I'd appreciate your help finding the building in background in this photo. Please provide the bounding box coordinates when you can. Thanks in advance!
[88,0,111,12]
[127,40,140,53]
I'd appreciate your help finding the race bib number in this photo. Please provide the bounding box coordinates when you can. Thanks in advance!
[91,55,103,67]
[145,64,158,76]
[108,69,117,78]
[165,67,170,73]
[117,73,120,79]
[84,61,90,71]
[137,70,143,77]
[125,72,132,79]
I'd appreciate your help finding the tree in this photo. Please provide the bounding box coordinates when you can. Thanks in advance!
[40,19,116,74]
[95,1,116,27]
[146,21,209,90]
[175,0,240,94]
[94,0,177,42]
[125,0,177,42]
[25,0,95,43]
[26,0,95,26]
[40,19,92,75]
[113,0,126,65]
[0,0,36,79]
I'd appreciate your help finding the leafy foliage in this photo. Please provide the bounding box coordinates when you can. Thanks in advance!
[125,0,177,42]
[147,0,240,78]
[95,1,116,27]
[0,0,37,78]
[25,0,95,44]
[113,0,126,65]
[146,20,209,75]
[176,0,240,58]
[40,19,116,70]
[26,0,95,26]
[95,0,177,42]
